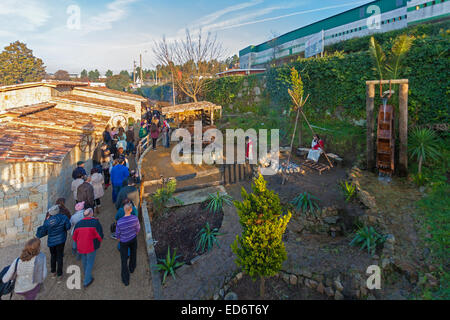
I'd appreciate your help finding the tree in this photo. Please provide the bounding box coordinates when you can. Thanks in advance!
[105,70,114,78]
[231,174,292,298]
[54,70,70,81]
[153,29,225,102]
[106,74,131,91]
[88,69,100,81]
[80,69,88,78]
[0,41,46,85]
[409,128,441,177]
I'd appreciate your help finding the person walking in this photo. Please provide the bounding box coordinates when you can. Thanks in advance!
[103,125,112,147]
[110,157,130,203]
[139,120,148,140]
[90,168,104,214]
[36,205,70,283]
[71,173,84,203]
[115,203,140,286]
[72,161,87,180]
[70,202,85,260]
[115,177,139,210]
[100,143,112,189]
[150,123,160,150]
[77,176,95,210]
[2,238,47,300]
[162,118,171,148]
[72,208,104,288]
[55,198,71,220]
[126,125,135,155]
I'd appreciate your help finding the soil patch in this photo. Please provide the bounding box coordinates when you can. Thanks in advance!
[229,274,330,300]
[152,202,224,264]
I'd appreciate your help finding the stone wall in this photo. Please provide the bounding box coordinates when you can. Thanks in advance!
[0,86,53,112]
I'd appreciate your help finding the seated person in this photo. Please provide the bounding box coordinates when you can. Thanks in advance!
[307,134,325,163]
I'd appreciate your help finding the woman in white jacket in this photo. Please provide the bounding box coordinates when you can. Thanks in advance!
[89,168,104,213]
[2,238,47,300]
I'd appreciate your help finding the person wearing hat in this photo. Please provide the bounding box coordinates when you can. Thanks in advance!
[72,208,104,288]
[36,205,71,283]
[70,201,85,260]
[72,161,87,180]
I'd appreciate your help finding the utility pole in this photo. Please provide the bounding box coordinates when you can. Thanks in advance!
[171,72,176,106]
[133,60,136,84]
[140,53,143,87]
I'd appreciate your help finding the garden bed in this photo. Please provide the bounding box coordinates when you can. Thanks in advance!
[152,202,224,264]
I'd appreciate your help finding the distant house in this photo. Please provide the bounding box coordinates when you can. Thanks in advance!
[216,68,266,78]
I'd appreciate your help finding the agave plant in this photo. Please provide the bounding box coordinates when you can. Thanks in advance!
[350,225,386,256]
[339,180,357,202]
[196,222,223,253]
[205,192,233,215]
[154,246,185,284]
[290,192,320,216]
[409,128,441,176]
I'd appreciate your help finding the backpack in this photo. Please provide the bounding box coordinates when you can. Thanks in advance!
[0,258,19,300]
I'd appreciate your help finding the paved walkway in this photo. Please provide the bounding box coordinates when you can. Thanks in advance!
[0,155,153,300]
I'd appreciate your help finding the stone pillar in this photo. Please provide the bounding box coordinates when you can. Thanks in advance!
[398,83,409,177]
[366,84,376,172]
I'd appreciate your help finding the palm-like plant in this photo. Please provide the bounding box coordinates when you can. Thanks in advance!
[290,192,320,216]
[409,128,442,176]
[154,246,185,284]
[350,225,386,256]
[196,222,223,253]
[369,34,414,80]
[152,179,182,213]
[205,192,233,214]
[339,180,357,202]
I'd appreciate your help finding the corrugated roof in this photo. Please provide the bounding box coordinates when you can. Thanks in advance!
[0,81,88,92]
[0,102,56,118]
[52,94,136,112]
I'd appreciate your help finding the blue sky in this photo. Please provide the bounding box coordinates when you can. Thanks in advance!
[0,0,374,74]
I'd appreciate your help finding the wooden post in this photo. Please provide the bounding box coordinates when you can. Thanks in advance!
[398,83,409,177]
[366,84,376,172]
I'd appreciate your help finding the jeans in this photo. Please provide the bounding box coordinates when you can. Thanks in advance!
[103,168,110,185]
[119,237,137,285]
[126,141,135,154]
[164,131,170,148]
[112,185,122,203]
[49,242,65,276]
[72,241,81,261]
[80,250,97,286]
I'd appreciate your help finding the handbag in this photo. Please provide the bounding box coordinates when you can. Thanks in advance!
[0,258,19,300]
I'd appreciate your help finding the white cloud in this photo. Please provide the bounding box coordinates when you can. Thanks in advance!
[0,0,50,32]
[83,0,138,33]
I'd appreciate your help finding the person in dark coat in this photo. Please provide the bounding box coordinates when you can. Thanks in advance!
[77,176,95,210]
[115,177,139,210]
[72,161,87,180]
[36,205,71,282]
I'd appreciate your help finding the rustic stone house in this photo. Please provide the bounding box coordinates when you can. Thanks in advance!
[0,81,147,247]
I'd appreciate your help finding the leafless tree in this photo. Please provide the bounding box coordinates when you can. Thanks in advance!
[153,29,225,102]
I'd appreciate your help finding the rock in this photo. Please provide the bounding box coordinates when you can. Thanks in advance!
[317,282,325,295]
[282,273,290,284]
[301,269,312,279]
[324,287,334,297]
[324,216,339,224]
[219,289,225,297]
[236,272,243,281]
[289,274,298,286]
[382,258,391,269]
[360,285,368,297]
[367,294,376,300]
[224,292,238,300]
[223,284,230,292]
[334,290,344,300]
[386,290,407,300]
[213,293,220,300]
[385,234,395,243]
[334,280,344,292]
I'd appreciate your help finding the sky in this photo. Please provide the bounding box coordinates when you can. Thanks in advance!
[0,0,375,74]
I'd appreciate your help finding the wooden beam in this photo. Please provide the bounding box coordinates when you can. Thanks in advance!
[366,79,409,85]
[366,84,376,172]
[398,83,409,177]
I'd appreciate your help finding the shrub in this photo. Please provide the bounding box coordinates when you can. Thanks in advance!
[154,246,185,284]
[409,128,442,176]
[232,174,292,298]
[196,222,223,253]
[290,191,320,216]
[151,179,182,214]
[350,225,386,256]
[339,180,357,202]
[205,191,233,214]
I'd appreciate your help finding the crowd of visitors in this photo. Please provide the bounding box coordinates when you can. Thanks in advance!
[0,120,148,300]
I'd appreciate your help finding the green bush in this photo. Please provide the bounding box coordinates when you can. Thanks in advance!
[350,225,386,256]
[151,180,182,214]
[339,180,357,202]
[290,192,320,216]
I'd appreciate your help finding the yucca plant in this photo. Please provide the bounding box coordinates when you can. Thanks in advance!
[205,192,233,215]
[290,192,320,216]
[196,222,223,253]
[151,179,182,213]
[339,180,357,202]
[409,128,442,177]
[350,225,386,256]
[154,246,185,284]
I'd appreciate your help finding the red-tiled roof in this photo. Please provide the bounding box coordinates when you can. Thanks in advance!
[53,94,136,112]
[0,81,88,92]
[0,102,56,118]
[75,86,147,101]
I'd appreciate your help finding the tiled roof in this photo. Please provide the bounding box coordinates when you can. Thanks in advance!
[0,102,56,118]
[161,101,222,115]
[52,94,136,112]
[0,108,110,163]
[75,86,147,101]
[0,81,88,92]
